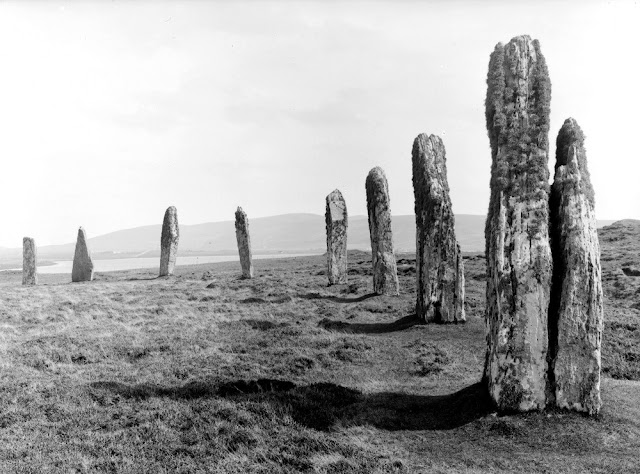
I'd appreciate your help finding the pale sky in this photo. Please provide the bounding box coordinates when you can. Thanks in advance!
[0,1,638,247]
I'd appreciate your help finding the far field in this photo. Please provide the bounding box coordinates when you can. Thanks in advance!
[0,226,638,472]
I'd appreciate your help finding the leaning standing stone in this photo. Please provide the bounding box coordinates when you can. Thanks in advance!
[22,237,37,285]
[159,206,179,277]
[235,207,254,279]
[325,189,348,285]
[365,167,399,296]
[72,227,94,282]
[412,134,465,323]
[484,35,552,411]
[549,118,603,415]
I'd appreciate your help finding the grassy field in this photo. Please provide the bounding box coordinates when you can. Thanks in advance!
[0,244,638,473]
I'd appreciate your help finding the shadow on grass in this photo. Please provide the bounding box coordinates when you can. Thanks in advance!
[298,292,378,304]
[125,276,159,281]
[89,378,491,431]
[319,314,423,334]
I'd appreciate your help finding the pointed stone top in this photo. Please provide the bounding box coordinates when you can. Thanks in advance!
[236,206,244,214]
[327,189,344,201]
[556,117,583,167]
[555,117,594,206]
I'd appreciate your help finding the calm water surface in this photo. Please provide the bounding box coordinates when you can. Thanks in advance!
[8,254,320,274]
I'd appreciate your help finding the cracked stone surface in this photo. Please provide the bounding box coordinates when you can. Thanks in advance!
[412,133,465,323]
[325,189,348,285]
[365,167,399,296]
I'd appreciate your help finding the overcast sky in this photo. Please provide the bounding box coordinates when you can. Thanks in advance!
[0,1,638,247]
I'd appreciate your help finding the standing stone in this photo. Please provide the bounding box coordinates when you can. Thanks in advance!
[22,237,37,285]
[235,207,254,279]
[549,118,603,414]
[159,206,179,277]
[71,227,94,282]
[484,35,552,411]
[325,189,348,285]
[365,167,399,296]
[412,134,465,323]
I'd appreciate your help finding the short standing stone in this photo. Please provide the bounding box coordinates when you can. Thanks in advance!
[325,189,348,285]
[365,167,399,296]
[484,35,552,412]
[22,237,37,285]
[235,207,254,278]
[412,134,465,323]
[72,227,94,282]
[159,206,179,276]
[549,118,603,415]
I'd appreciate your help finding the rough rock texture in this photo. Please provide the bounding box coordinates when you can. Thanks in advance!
[71,227,94,282]
[549,118,603,414]
[412,134,465,323]
[159,206,179,277]
[235,207,254,279]
[325,189,348,285]
[365,167,399,296]
[22,237,37,285]
[484,35,552,411]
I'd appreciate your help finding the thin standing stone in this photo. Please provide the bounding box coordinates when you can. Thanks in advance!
[549,118,603,415]
[412,134,465,323]
[325,189,348,285]
[235,206,254,278]
[159,206,179,276]
[365,167,399,296]
[22,237,37,285]
[484,35,552,412]
[72,227,94,282]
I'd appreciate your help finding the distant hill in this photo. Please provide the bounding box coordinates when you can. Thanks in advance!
[0,214,619,263]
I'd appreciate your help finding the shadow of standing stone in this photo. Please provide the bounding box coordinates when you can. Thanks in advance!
[22,237,37,285]
[159,206,179,277]
[72,227,94,282]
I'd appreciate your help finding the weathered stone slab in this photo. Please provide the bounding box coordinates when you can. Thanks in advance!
[484,35,552,412]
[549,118,603,414]
[412,134,465,323]
[72,227,94,282]
[159,206,179,276]
[325,189,348,285]
[22,237,37,285]
[235,206,254,279]
[365,167,399,296]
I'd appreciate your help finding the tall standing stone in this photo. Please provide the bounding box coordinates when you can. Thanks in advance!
[22,237,37,285]
[412,134,465,323]
[72,227,94,282]
[159,206,179,277]
[484,35,552,411]
[549,118,603,414]
[365,167,399,296]
[235,207,254,279]
[325,189,348,285]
